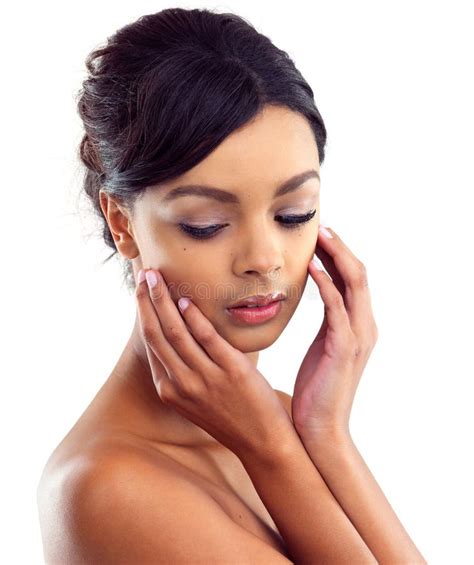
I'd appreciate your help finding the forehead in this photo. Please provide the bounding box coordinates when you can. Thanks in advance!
[154,105,320,202]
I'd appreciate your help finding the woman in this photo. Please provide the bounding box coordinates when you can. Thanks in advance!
[37,7,426,563]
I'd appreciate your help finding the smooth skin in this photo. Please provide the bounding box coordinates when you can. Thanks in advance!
[292,225,379,437]
[134,227,425,564]
[38,105,426,563]
[105,103,322,449]
[136,266,296,462]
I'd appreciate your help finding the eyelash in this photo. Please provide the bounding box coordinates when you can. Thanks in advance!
[178,209,317,240]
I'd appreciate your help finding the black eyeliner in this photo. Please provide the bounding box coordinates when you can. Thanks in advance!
[179,208,317,240]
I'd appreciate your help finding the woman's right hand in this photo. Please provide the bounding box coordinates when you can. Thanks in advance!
[135,268,296,462]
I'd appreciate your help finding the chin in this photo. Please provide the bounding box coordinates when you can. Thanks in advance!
[235,334,279,353]
[215,321,285,353]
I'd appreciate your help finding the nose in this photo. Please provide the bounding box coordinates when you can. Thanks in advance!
[232,220,285,279]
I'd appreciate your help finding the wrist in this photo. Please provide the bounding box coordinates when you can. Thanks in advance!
[296,423,352,450]
[237,426,304,470]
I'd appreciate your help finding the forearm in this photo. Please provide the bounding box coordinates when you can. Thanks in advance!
[239,431,377,565]
[299,429,427,564]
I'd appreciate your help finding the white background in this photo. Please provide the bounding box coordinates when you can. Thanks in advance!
[1,1,473,562]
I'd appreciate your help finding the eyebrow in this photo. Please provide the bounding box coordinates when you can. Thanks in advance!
[161,169,320,205]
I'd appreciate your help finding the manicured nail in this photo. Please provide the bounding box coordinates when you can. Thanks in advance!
[137,269,146,284]
[146,270,158,289]
[319,225,333,239]
[178,297,191,312]
[312,256,324,271]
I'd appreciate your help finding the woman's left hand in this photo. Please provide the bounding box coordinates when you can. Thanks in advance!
[291,224,379,441]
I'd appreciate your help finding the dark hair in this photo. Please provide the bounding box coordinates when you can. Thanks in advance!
[76,7,327,293]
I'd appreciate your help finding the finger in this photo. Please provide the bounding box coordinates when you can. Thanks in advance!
[315,225,376,331]
[144,269,232,375]
[176,295,245,371]
[136,272,192,386]
[142,338,177,401]
[308,255,353,340]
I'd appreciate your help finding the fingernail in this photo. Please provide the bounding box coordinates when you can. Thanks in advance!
[145,270,158,289]
[312,256,324,271]
[137,269,146,284]
[178,297,191,312]
[319,225,333,239]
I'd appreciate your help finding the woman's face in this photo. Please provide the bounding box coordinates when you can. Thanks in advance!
[127,105,320,353]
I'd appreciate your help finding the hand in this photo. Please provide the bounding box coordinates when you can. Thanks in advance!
[135,268,295,461]
[291,225,379,440]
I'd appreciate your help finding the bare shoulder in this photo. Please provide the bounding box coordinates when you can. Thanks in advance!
[38,440,293,564]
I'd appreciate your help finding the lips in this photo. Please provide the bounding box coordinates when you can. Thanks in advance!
[225,297,283,324]
[227,291,286,309]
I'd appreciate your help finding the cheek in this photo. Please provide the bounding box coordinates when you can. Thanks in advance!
[164,270,226,308]
[286,226,317,251]
[289,275,308,305]
[285,238,315,275]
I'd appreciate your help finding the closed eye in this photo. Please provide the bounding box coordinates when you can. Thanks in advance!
[178,209,317,240]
